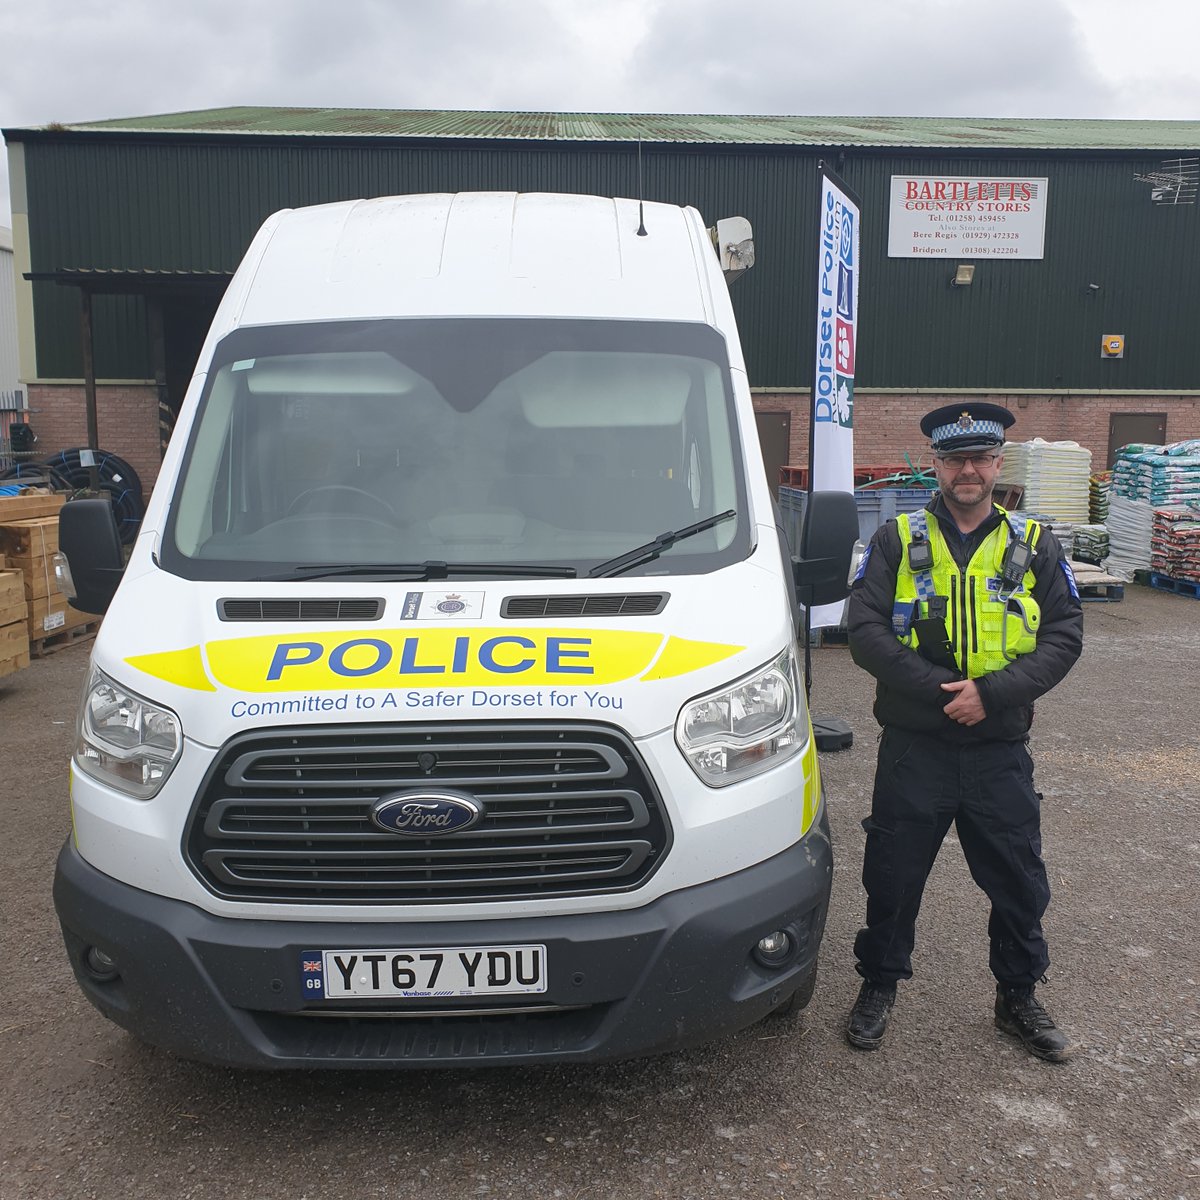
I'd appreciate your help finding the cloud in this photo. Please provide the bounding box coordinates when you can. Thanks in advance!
[627,0,1116,117]
[3,0,1199,227]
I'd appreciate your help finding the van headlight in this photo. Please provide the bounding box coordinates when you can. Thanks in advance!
[75,668,182,799]
[675,647,807,786]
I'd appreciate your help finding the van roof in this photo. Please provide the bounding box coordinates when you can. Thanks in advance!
[234,192,719,328]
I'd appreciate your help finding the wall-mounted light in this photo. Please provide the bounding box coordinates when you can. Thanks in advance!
[951,264,975,287]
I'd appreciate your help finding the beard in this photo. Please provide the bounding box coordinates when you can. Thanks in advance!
[942,476,991,507]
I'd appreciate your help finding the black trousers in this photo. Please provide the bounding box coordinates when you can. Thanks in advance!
[853,726,1051,988]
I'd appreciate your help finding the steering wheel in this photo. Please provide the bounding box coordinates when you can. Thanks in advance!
[286,485,396,520]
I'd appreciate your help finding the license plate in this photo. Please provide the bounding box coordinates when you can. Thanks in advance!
[299,945,547,999]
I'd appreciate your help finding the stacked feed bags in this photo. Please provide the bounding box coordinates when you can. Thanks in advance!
[998,439,1091,524]
[1151,508,1200,583]
[1106,440,1200,581]
[1104,495,1155,580]
[1072,524,1110,565]
[1110,439,1200,507]
[1089,471,1111,524]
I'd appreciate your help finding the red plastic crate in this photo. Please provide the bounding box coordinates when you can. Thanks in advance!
[778,464,913,489]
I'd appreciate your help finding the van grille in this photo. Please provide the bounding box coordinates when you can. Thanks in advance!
[185,723,671,903]
[501,593,667,618]
[218,598,384,621]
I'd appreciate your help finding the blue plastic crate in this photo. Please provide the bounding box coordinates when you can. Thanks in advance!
[854,487,936,542]
[779,485,934,549]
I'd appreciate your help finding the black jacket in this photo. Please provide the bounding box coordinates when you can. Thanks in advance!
[847,496,1084,742]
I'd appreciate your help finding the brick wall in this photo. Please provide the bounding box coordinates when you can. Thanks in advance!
[753,391,1200,474]
[25,384,161,498]
[21,384,1200,501]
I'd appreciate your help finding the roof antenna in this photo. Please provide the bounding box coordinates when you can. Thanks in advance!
[636,140,648,236]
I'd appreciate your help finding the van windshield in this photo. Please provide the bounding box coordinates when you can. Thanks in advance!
[164,319,750,581]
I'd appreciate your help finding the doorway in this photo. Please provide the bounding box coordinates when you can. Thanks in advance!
[1108,412,1166,465]
[754,410,792,500]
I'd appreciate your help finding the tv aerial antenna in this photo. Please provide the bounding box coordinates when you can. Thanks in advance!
[1133,157,1198,205]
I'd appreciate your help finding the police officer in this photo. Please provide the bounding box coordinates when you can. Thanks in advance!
[845,403,1083,1061]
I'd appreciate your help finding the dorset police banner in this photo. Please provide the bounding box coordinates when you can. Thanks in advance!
[810,166,861,628]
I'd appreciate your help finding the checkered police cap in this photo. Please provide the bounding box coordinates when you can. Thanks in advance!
[919,402,1015,454]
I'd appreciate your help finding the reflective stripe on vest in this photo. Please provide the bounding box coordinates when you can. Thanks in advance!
[895,506,1043,678]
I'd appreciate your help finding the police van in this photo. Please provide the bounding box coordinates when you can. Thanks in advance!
[53,192,856,1068]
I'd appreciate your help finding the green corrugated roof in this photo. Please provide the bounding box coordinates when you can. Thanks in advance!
[22,107,1200,151]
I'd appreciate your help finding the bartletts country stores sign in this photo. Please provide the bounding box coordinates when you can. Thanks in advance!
[888,176,1048,259]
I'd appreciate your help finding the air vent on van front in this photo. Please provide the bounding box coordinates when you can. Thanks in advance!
[501,594,668,619]
[218,598,384,622]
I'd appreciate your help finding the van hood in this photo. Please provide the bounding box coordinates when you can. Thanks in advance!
[96,545,793,748]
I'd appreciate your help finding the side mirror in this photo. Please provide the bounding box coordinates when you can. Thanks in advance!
[791,490,859,607]
[58,499,125,614]
[707,216,755,282]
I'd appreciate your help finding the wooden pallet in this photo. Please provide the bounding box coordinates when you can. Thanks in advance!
[1149,572,1200,599]
[1070,560,1125,603]
[30,620,99,658]
[1078,580,1125,601]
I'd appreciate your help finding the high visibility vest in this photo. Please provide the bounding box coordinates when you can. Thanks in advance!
[894,506,1042,678]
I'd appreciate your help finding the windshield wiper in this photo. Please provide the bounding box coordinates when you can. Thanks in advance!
[268,561,578,582]
[588,510,737,578]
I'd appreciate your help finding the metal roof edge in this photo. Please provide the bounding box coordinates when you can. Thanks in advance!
[6,109,1200,152]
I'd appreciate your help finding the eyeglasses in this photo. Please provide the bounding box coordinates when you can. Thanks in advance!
[936,453,1000,472]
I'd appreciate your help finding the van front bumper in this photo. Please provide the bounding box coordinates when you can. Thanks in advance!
[53,807,832,1069]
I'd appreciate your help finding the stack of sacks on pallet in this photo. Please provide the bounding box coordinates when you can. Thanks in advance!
[1107,439,1200,581]
[1151,508,1200,584]
[998,438,1092,524]
[0,492,93,645]
[1072,525,1110,565]
[1089,471,1111,523]
[1104,496,1154,580]
[1111,439,1200,506]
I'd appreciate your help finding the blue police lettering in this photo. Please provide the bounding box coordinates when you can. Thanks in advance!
[546,637,593,674]
[267,642,323,680]
[329,638,392,677]
[265,634,596,681]
[478,636,536,674]
[399,637,444,674]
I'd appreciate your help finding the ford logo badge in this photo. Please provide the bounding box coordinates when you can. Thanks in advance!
[372,791,482,837]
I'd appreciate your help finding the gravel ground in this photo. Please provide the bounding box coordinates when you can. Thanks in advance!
[1,585,1197,1200]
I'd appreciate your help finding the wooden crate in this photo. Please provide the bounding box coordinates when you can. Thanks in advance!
[0,618,31,679]
[0,514,60,559]
[0,492,66,522]
[0,516,61,601]
[0,570,29,627]
[29,591,94,640]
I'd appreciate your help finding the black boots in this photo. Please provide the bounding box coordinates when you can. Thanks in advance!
[845,981,1071,1059]
[846,981,896,1049]
[995,985,1072,1062]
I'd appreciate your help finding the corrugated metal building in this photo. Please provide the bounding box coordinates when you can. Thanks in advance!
[0,225,27,458]
[0,227,22,400]
[3,108,1199,492]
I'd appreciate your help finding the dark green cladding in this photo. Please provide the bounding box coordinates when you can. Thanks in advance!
[15,134,1200,389]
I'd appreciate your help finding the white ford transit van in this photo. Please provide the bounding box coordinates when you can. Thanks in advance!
[54,192,856,1068]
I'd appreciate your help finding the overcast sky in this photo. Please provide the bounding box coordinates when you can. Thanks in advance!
[2,0,1199,227]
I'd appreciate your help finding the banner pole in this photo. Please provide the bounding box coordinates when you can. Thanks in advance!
[808,160,860,752]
